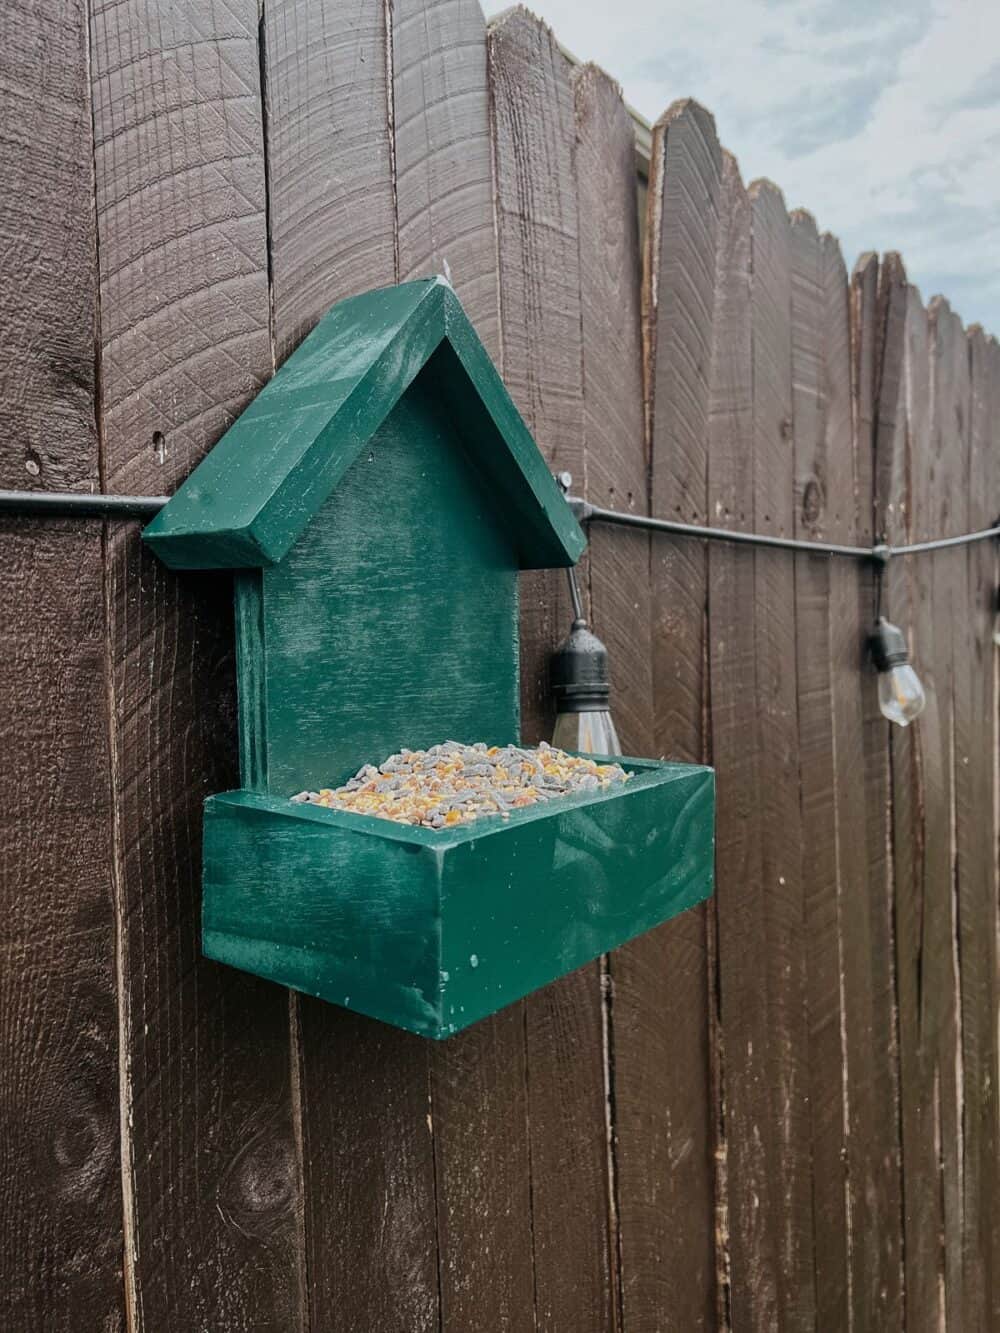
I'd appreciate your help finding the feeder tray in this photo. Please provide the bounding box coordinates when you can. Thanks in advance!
[143,278,715,1039]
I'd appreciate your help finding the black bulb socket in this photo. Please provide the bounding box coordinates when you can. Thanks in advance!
[551,619,612,714]
[870,616,910,672]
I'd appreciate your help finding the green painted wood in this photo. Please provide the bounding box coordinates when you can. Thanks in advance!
[143,278,584,571]
[259,375,521,795]
[202,758,715,1039]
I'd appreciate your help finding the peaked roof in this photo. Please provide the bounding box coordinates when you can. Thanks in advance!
[143,278,585,571]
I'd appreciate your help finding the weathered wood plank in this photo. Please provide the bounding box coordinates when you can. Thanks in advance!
[391,4,533,1325]
[264,0,397,364]
[926,296,967,1331]
[430,1013,533,1332]
[851,260,906,1331]
[834,240,903,1328]
[625,95,720,1331]
[848,267,906,1322]
[574,63,652,759]
[749,179,814,1329]
[0,5,115,1330]
[959,324,997,1331]
[262,4,438,1327]
[90,0,305,1325]
[706,151,769,1330]
[392,0,498,360]
[884,277,945,1333]
[788,209,848,1329]
[988,333,1000,1331]
[488,5,580,743]
[92,0,272,492]
[488,12,615,1329]
[572,60,655,1332]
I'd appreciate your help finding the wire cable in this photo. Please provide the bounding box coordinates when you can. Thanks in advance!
[1,485,999,562]
[568,497,1000,563]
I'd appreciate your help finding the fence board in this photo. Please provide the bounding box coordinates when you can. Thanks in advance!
[749,179,815,1329]
[89,1,306,1327]
[706,150,767,1330]
[573,61,654,1332]
[850,250,905,1329]
[263,4,439,1328]
[393,4,534,1326]
[989,334,1000,1332]
[0,15,120,1324]
[392,0,499,361]
[829,239,903,1329]
[488,12,615,1329]
[788,209,848,1328]
[265,0,397,364]
[927,297,968,1331]
[630,97,720,1330]
[960,325,998,1330]
[883,277,946,1333]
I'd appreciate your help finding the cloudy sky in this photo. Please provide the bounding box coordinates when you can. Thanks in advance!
[485,0,1000,337]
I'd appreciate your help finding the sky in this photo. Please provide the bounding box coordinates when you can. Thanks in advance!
[484,0,1000,338]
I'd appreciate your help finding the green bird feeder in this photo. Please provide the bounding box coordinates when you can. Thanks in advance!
[143,278,714,1039]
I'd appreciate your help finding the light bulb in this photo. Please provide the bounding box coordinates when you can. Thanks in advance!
[552,707,622,757]
[870,616,927,728]
[993,587,1000,647]
[877,662,926,727]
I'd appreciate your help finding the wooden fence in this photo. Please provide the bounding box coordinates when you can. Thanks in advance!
[1,0,997,1328]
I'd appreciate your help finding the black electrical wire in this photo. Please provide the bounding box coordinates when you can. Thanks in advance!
[568,497,1000,563]
[0,489,168,519]
[1,485,999,562]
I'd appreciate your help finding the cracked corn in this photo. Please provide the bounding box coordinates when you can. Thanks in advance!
[290,740,629,829]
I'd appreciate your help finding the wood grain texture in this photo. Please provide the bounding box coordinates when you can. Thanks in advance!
[90,1,305,1327]
[706,149,758,1332]
[488,5,581,744]
[391,0,499,360]
[749,179,814,1329]
[488,12,615,1329]
[625,96,720,1331]
[788,209,849,1329]
[0,4,122,1329]
[572,58,653,1331]
[958,324,997,1331]
[91,0,271,493]
[926,297,967,1332]
[264,0,396,364]
[834,241,903,1328]
[884,278,945,1333]
[987,333,1000,1332]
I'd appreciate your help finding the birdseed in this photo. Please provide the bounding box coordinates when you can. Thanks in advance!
[290,740,629,829]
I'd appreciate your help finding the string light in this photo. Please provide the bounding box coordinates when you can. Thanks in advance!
[868,617,926,727]
[550,566,622,757]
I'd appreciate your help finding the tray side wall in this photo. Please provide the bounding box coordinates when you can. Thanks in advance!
[200,766,714,1039]
[436,766,715,1033]
[202,797,447,1036]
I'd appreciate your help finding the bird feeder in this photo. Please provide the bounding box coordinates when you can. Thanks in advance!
[143,279,714,1039]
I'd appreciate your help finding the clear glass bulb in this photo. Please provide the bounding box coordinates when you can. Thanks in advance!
[877,663,926,727]
[552,708,622,756]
